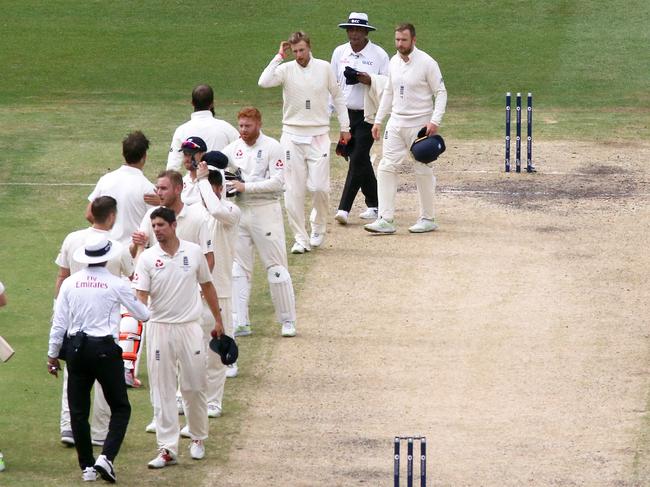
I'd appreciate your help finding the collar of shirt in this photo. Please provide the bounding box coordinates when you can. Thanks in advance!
[119,164,144,175]
[400,46,419,65]
[344,40,373,59]
[190,110,214,120]
[153,241,188,258]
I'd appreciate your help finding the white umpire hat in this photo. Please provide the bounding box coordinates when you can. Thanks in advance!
[73,234,122,264]
[338,12,376,31]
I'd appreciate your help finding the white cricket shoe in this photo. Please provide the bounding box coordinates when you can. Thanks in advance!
[335,210,349,225]
[190,440,205,460]
[176,395,185,415]
[147,449,177,469]
[0,452,5,472]
[226,362,239,378]
[180,425,191,438]
[145,417,156,433]
[309,232,325,247]
[234,324,252,337]
[94,455,116,483]
[359,207,378,220]
[290,242,310,254]
[408,218,438,233]
[281,321,297,337]
[364,218,396,234]
[61,430,75,446]
[82,466,97,481]
[207,403,222,418]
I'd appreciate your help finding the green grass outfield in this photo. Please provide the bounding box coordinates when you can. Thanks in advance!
[0,1,648,485]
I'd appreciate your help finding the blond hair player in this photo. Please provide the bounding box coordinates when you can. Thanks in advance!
[259,31,351,254]
[134,207,224,468]
[366,23,447,234]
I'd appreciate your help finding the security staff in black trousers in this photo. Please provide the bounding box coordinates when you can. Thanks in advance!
[48,235,150,483]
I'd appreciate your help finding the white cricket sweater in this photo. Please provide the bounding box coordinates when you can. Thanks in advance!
[258,54,350,136]
[375,47,447,128]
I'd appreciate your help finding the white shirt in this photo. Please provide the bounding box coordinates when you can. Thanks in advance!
[197,179,240,296]
[88,165,156,245]
[139,204,213,255]
[220,132,285,206]
[331,40,390,110]
[48,266,150,357]
[133,240,212,323]
[167,111,239,171]
[0,281,4,295]
[375,47,448,128]
[182,173,202,205]
[55,227,133,278]
[258,55,350,136]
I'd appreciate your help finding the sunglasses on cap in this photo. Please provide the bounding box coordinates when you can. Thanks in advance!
[181,140,202,152]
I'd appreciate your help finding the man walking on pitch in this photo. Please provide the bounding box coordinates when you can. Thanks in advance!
[259,31,351,254]
[48,235,150,483]
[366,23,447,234]
[331,12,390,225]
[134,207,225,468]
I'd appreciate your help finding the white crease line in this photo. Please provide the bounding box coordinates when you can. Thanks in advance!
[0,182,94,187]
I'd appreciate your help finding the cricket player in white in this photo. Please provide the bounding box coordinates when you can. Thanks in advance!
[194,161,240,417]
[259,31,351,254]
[134,207,224,468]
[54,196,133,448]
[367,23,447,234]
[215,107,298,338]
[86,131,157,246]
[167,84,239,172]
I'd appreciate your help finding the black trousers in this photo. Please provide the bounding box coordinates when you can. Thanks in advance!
[66,336,131,470]
[337,109,378,212]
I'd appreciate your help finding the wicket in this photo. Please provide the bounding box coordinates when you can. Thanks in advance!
[505,92,534,173]
[394,436,426,487]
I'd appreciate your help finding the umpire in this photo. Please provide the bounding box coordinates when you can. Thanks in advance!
[48,235,150,483]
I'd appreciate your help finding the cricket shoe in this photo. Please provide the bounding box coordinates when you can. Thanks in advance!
[0,452,5,472]
[226,362,239,378]
[408,218,438,233]
[364,218,396,234]
[290,242,310,254]
[281,321,297,337]
[61,430,75,446]
[208,403,222,418]
[145,418,156,433]
[180,425,191,438]
[94,455,116,483]
[190,440,205,460]
[234,323,252,337]
[309,232,325,248]
[82,466,97,482]
[334,210,348,225]
[147,449,177,469]
[359,207,378,220]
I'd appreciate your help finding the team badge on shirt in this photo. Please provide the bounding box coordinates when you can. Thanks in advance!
[155,259,164,269]
[181,255,190,272]
[275,159,284,169]
[235,149,244,159]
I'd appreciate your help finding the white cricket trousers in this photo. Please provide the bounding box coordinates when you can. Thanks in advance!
[60,365,109,440]
[200,297,233,407]
[146,321,208,456]
[232,201,296,325]
[377,124,436,221]
[281,133,331,249]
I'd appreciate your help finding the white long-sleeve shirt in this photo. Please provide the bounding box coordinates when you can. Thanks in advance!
[197,179,240,297]
[258,54,350,136]
[167,110,239,170]
[375,47,447,128]
[48,266,150,357]
[220,132,285,206]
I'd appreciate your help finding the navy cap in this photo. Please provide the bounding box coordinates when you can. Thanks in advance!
[209,334,239,365]
[410,130,446,163]
[180,136,207,153]
[202,150,229,169]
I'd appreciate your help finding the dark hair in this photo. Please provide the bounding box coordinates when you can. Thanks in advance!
[395,23,416,38]
[122,130,150,164]
[288,31,310,47]
[157,169,184,188]
[207,169,223,187]
[150,206,176,224]
[91,196,117,224]
[192,84,214,111]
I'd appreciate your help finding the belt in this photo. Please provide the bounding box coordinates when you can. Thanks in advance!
[348,108,364,113]
[70,334,115,343]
